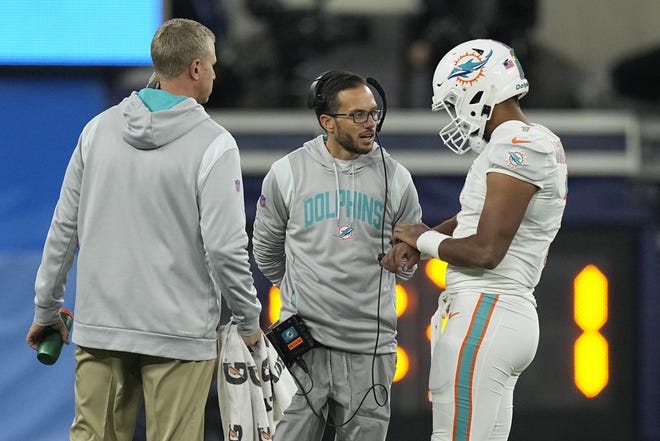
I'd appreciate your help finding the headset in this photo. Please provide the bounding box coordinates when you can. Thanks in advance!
[306,72,326,110]
[146,72,160,89]
[291,70,391,428]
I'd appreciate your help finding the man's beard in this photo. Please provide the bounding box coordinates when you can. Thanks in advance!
[335,126,373,156]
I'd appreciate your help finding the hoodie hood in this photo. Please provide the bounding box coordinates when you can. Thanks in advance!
[303,135,390,174]
[121,91,210,150]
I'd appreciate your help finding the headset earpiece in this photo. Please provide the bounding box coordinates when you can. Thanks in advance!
[307,72,329,110]
[367,77,387,133]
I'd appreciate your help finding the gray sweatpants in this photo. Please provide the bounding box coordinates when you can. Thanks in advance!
[273,346,396,441]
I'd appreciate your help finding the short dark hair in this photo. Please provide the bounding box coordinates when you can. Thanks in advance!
[309,70,367,120]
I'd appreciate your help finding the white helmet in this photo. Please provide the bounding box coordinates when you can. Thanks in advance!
[431,39,529,154]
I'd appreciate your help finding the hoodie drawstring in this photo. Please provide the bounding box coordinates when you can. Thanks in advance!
[332,162,355,231]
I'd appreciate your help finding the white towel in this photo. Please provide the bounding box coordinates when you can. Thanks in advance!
[217,321,297,441]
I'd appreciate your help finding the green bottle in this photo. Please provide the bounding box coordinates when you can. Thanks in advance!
[37,308,74,365]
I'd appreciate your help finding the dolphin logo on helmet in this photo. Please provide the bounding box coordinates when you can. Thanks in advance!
[448,49,493,85]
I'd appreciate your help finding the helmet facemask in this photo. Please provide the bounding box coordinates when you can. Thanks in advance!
[432,86,494,155]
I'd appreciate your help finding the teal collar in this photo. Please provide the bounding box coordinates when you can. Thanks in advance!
[138,88,187,111]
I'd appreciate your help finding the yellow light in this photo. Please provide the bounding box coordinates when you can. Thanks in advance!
[395,285,408,317]
[393,346,410,383]
[574,332,609,398]
[574,265,608,330]
[425,259,448,289]
[426,324,432,341]
[269,286,281,324]
[573,264,609,398]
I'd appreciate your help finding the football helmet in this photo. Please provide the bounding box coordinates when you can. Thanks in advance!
[431,39,529,154]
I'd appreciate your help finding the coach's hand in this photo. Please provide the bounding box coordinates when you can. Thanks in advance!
[380,242,420,273]
[26,321,69,351]
[241,328,263,347]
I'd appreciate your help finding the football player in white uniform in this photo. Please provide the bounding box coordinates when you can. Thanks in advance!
[381,39,568,440]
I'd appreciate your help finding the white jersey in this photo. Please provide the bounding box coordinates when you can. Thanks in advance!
[446,120,568,304]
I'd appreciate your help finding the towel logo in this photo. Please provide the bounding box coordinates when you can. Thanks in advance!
[258,428,272,440]
[223,362,247,385]
[228,424,243,441]
[222,362,261,386]
[261,355,285,385]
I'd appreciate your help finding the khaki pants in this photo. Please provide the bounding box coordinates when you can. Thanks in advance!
[70,346,215,441]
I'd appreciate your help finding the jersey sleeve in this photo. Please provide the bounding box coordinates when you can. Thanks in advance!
[486,139,555,188]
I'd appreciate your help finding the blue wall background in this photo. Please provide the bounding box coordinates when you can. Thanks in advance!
[1,78,658,441]
[1,77,104,441]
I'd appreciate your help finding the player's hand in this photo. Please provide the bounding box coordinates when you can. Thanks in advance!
[380,242,419,273]
[241,328,262,347]
[393,223,432,248]
[26,321,69,351]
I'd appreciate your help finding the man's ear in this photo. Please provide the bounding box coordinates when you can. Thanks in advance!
[319,114,335,134]
[189,59,201,80]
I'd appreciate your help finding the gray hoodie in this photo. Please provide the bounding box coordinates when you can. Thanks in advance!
[34,90,261,361]
[252,136,422,354]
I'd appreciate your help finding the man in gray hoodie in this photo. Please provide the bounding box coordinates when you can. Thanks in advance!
[25,18,262,441]
[253,70,422,441]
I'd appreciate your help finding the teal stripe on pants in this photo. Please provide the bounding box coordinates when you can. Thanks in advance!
[454,293,499,441]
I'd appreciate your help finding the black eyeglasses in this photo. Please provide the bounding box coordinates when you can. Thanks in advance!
[327,109,383,124]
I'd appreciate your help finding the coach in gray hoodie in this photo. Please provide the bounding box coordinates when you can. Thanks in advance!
[253,70,422,441]
[26,18,262,441]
